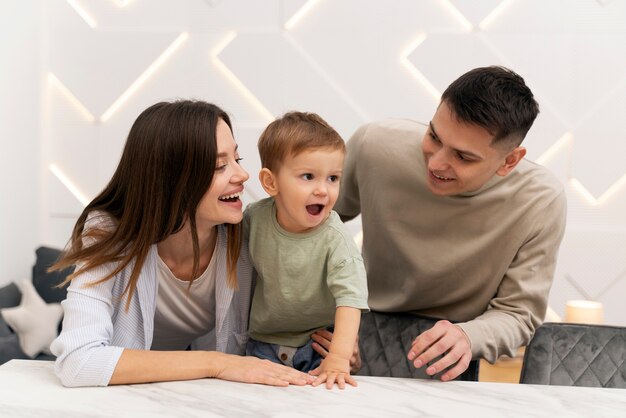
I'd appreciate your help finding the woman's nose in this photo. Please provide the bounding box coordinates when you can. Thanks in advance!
[232,163,249,183]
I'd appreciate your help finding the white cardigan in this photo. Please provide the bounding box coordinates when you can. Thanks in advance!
[50,225,253,387]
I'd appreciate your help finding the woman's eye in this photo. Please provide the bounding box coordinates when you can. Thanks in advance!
[235,158,243,164]
[429,132,440,143]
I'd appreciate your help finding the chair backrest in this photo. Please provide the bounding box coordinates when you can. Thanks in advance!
[357,311,479,381]
[520,322,626,388]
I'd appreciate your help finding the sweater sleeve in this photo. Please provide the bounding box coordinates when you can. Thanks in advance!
[50,212,125,387]
[456,190,567,362]
[50,265,125,387]
[335,124,370,221]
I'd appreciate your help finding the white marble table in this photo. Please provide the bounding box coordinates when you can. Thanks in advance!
[1,360,625,417]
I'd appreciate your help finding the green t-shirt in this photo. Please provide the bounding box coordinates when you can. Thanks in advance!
[244,198,369,347]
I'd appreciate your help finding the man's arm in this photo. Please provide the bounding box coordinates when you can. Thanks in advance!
[408,190,567,380]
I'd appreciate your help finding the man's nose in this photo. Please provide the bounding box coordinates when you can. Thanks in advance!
[428,149,450,171]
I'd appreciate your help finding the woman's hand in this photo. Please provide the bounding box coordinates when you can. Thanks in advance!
[310,329,362,373]
[212,352,314,387]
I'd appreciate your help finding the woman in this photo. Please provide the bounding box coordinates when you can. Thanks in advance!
[50,100,314,387]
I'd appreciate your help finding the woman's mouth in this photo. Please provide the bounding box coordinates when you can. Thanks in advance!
[218,191,243,202]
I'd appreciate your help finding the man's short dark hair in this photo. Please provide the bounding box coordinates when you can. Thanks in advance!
[441,66,539,147]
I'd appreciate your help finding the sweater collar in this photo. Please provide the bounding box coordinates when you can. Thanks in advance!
[456,172,508,198]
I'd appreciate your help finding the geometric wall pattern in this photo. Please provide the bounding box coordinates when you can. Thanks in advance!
[8,0,626,325]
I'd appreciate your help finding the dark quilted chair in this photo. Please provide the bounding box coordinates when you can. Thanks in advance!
[520,322,626,388]
[357,311,479,381]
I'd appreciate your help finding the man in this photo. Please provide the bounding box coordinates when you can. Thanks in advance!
[335,66,566,381]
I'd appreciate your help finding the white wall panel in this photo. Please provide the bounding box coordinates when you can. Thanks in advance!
[0,0,42,284]
[2,0,625,327]
[219,31,367,139]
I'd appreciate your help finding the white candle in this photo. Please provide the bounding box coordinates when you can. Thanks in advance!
[565,300,604,325]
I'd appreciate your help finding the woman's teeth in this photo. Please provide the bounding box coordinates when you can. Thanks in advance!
[219,191,242,201]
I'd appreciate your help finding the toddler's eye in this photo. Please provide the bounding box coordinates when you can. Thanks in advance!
[302,174,313,180]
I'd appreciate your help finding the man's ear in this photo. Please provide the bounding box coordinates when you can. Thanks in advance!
[496,146,526,176]
[259,168,279,196]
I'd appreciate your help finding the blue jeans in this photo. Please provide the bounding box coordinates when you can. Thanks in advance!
[246,338,322,373]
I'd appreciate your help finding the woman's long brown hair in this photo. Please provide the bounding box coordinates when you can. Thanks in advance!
[52,100,242,310]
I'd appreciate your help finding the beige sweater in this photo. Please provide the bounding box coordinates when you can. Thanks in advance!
[335,119,567,362]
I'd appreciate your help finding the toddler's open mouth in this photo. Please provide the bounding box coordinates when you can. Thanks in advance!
[306,204,324,216]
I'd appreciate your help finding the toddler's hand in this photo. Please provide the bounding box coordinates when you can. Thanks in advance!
[309,353,357,389]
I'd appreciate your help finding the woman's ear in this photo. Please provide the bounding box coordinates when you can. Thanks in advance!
[259,168,279,196]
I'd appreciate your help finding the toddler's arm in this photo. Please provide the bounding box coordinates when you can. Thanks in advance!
[310,306,360,389]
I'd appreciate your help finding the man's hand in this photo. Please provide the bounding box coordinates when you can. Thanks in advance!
[311,329,361,373]
[407,320,472,381]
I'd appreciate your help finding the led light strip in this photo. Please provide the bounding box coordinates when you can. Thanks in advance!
[100,32,189,122]
[48,73,96,123]
[570,173,626,207]
[479,0,517,30]
[211,31,274,123]
[536,132,625,206]
[66,0,97,28]
[400,34,441,102]
[284,0,321,31]
[536,132,572,166]
[49,164,89,207]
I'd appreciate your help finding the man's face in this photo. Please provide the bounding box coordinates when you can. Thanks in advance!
[421,101,524,196]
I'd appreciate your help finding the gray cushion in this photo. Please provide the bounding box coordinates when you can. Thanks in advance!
[32,246,72,304]
[520,322,626,388]
[0,283,21,308]
[0,316,55,364]
[0,333,29,364]
[357,311,479,381]
[0,315,14,338]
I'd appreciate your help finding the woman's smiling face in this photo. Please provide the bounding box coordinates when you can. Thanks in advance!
[196,119,249,228]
